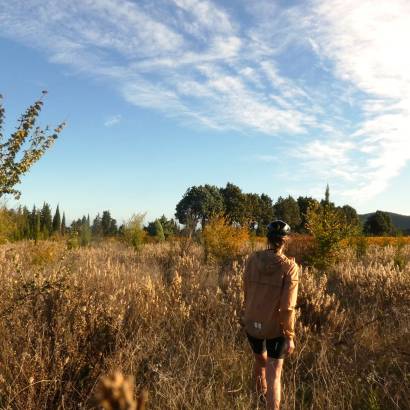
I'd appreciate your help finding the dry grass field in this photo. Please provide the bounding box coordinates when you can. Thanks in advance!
[0,239,409,409]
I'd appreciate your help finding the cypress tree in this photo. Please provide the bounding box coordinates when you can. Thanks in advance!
[101,211,111,236]
[14,206,23,240]
[52,205,61,233]
[320,184,334,208]
[92,214,103,237]
[22,206,31,239]
[109,218,118,235]
[34,211,41,243]
[30,206,37,239]
[61,212,66,235]
[40,202,52,237]
[325,184,330,204]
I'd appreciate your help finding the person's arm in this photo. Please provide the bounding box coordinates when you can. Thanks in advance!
[279,262,299,341]
[241,255,253,324]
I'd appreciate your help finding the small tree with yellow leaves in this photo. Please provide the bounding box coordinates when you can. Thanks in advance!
[0,91,65,199]
[202,215,249,264]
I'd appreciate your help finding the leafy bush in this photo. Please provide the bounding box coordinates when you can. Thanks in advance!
[79,224,92,247]
[0,207,16,243]
[146,219,165,242]
[306,202,359,269]
[122,213,146,251]
[66,231,80,250]
[202,216,249,263]
[28,241,64,266]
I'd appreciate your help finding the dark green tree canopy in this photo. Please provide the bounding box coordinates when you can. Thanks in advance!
[364,211,395,236]
[340,204,360,228]
[220,182,247,225]
[40,202,52,237]
[92,214,103,236]
[101,211,112,235]
[244,193,260,225]
[297,196,319,232]
[146,220,158,237]
[274,195,301,230]
[61,212,66,235]
[0,92,65,199]
[248,193,274,234]
[101,210,118,236]
[175,184,225,228]
[176,184,275,234]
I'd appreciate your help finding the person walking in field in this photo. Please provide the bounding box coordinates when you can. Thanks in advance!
[243,220,299,410]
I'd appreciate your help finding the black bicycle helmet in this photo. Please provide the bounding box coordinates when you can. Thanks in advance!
[266,220,291,238]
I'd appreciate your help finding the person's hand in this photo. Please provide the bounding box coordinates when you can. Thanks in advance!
[285,337,295,355]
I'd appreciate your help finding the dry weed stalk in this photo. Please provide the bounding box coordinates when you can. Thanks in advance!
[95,371,148,410]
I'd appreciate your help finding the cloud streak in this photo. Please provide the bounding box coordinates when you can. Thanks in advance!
[104,115,122,127]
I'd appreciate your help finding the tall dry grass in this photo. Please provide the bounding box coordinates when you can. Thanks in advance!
[0,239,409,409]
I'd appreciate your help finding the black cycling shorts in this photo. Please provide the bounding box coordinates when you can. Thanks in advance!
[246,333,287,359]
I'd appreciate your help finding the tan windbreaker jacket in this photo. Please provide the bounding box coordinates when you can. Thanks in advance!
[243,250,299,340]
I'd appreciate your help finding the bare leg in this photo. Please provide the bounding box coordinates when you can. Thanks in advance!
[266,358,284,410]
[253,352,268,395]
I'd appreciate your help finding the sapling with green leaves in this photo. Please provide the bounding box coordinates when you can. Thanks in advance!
[0,91,65,199]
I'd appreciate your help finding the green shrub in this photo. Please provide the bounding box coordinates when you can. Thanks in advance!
[66,232,79,250]
[79,224,92,247]
[146,219,165,242]
[122,213,146,251]
[306,202,359,269]
[0,207,16,243]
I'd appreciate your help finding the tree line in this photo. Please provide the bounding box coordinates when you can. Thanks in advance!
[0,184,402,245]
[0,203,180,245]
[175,183,365,235]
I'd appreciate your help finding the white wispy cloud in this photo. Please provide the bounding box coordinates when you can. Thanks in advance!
[104,115,122,127]
[0,0,409,203]
[0,0,314,136]
[306,0,410,201]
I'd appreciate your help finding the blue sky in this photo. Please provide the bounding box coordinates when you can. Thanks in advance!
[1,0,410,223]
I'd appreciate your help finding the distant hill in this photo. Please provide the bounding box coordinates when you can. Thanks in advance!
[359,212,410,231]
